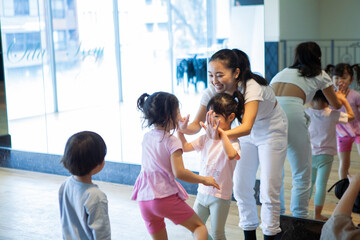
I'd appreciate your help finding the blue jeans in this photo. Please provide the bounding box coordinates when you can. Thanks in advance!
[193,193,231,240]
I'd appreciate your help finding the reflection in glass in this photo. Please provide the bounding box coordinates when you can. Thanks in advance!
[48,0,122,160]
[1,0,48,151]
[0,0,264,169]
[117,0,172,164]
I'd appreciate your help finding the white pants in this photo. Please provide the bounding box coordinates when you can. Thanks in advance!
[277,96,312,218]
[233,104,288,236]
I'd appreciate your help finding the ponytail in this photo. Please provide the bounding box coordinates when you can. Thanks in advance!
[136,92,180,134]
[231,49,268,95]
[232,90,245,123]
[137,93,150,111]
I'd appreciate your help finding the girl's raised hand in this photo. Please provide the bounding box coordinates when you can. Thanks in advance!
[202,176,220,190]
[335,91,346,105]
[200,110,220,140]
[178,114,190,133]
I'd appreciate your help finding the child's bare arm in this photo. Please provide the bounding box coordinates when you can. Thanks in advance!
[177,131,195,152]
[337,92,355,121]
[218,128,240,160]
[170,149,220,189]
[344,100,355,121]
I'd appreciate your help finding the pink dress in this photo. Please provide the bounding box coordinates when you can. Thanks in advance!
[131,129,188,201]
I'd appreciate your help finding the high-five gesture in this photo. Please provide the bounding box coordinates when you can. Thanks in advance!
[178,114,190,133]
[200,110,220,140]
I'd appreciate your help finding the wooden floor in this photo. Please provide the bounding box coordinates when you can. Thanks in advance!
[0,150,359,239]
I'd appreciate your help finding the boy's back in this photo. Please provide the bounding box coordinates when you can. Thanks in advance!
[59,176,111,240]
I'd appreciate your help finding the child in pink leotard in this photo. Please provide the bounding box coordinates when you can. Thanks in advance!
[332,63,360,179]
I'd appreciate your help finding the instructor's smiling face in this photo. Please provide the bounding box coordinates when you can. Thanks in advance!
[208,60,239,94]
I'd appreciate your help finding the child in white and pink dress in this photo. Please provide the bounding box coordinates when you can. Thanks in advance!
[178,92,244,240]
[305,90,354,220]
[332,63,360,179]
[131,92,220,240]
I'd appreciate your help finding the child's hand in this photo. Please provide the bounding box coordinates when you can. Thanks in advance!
[178,114,190,133]
[336,91,347,104]
[202,176,220,190]
[200,110,220,140]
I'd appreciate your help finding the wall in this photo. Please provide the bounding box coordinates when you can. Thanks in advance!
[264,0,279,42]
[319,0,360,39]
[279,0,320,40]
[274,0,360,40]
[229,4,265,76]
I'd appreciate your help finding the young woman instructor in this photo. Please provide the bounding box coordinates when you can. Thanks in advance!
[179,49,288,240]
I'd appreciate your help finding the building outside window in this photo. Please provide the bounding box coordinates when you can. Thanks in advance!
[52,0,66,19]
[14,0,30,16]
[53,30,67,50]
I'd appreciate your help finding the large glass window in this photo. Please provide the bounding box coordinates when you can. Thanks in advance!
[47,0,121,160]
[0,0,264,169]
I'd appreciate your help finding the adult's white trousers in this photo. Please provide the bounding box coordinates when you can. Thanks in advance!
[233,103,288,236]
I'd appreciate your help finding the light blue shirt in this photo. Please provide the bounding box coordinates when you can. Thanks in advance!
[59,176,111,240]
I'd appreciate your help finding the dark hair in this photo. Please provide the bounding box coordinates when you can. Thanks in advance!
[137,92,180,133]
[207,91,245,123]
[290,41,322,78]
[333,63,360,85]
[312,90,328,104]
[61,131,107,176]
[209,48,268,95]
[324,64,335,78]
[334,63,352,78]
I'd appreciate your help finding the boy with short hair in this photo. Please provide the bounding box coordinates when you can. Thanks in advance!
[59,131,111,240]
